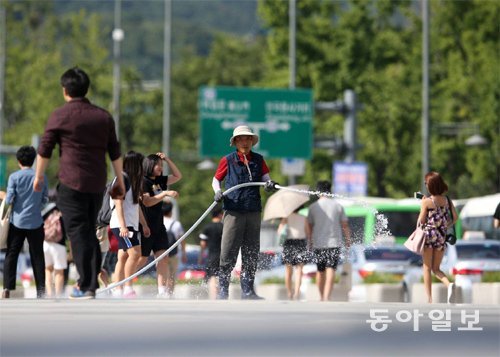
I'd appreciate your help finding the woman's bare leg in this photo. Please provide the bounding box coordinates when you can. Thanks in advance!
[422,247,434,303]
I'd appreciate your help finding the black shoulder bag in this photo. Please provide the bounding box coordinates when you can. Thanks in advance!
[445,196,457,245]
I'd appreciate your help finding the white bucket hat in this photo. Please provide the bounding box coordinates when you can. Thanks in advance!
[229,125,259,146]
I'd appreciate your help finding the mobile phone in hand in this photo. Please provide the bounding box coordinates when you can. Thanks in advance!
[414,192,424,199]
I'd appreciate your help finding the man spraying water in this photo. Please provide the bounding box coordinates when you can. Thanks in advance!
[212,125,278,299]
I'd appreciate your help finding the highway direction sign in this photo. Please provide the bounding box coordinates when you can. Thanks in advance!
[199,86,313,159]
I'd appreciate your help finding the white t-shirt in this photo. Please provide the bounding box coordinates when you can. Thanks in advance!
[109,185,140,231]
[307,198,347,249]
[163,217,184,240]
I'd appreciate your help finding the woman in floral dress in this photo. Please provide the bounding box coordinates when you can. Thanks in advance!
[417,171,458,303]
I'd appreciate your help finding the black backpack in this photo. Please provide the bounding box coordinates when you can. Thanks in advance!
[96,173,130,228]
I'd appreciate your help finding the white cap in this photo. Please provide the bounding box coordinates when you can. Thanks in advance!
[229,125,259,146]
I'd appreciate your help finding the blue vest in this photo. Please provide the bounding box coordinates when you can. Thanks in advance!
[223,151,263,212]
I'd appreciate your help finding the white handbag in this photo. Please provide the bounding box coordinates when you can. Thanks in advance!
[0,199,11,250]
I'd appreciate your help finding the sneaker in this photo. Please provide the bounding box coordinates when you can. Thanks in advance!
[111,289,123,298]
[123,290,137,299]
[447,283,456,304]
[69,289,95,300]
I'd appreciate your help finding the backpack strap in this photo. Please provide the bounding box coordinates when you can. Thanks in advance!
[166,220,174,232]
[122,172,131,192]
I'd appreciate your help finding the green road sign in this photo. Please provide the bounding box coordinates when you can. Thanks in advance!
[199,86,313,159]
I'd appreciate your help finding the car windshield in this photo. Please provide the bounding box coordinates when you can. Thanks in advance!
[456,244,500,260]
[364,248,417,261]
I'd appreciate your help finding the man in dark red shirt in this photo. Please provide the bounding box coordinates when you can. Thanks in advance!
[34,67,124,299]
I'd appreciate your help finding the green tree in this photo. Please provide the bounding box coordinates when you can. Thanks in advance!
[429,0,499,197]
[258,0,499,198]
[3,2,114,187]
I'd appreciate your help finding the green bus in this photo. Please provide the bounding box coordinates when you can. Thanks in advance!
[345,199,463,245]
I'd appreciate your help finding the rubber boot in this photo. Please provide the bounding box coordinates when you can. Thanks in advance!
[240,274,263,300]
[217,270,230,300]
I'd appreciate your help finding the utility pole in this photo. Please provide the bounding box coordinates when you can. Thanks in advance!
[0,3,6,189]
[162,0,172,158]
[286,0,297,185]
[112,0,123,139]
[0,2,6,148]
[289,0,296,90]
[422,0,430,191]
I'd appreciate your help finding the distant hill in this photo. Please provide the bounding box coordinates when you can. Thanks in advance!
[55,0,261,79]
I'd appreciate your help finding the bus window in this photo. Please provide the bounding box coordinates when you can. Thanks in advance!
[348,216,366,245]
[383,211,420,240]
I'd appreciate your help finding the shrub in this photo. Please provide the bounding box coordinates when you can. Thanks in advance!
[261,277,285,285]
[419,274,454,283]
[363,273,402,284]
[482,271,500,282]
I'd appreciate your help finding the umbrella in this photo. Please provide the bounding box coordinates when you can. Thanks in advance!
[263,184,310,221]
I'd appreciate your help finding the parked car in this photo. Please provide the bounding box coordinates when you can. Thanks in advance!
[176,245,207,282]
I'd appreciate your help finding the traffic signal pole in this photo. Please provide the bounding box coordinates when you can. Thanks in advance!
[315,89,357,162]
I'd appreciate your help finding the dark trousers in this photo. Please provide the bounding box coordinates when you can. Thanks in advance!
[57,184,102,293]
[3,224,45,297]
[219,211,261,296]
